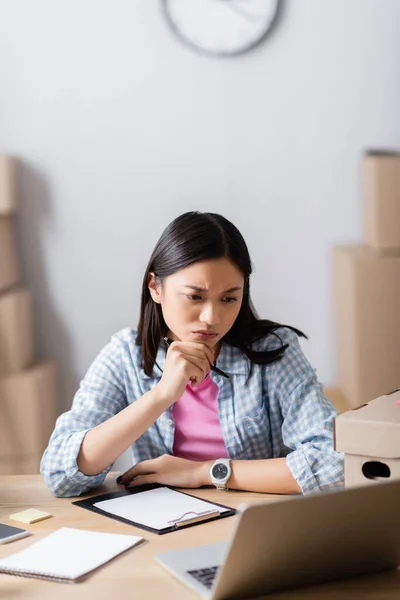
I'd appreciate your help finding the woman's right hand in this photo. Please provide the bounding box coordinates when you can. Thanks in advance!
[155,340,215,406]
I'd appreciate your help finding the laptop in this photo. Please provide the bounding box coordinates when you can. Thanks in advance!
[155,478,400,599]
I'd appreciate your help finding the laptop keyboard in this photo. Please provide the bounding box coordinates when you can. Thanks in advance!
[187,566,219,589]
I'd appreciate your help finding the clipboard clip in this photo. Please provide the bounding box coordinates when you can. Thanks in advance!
[167,509,221,528]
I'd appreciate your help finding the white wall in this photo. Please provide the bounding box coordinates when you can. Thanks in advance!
[1,1,400,424]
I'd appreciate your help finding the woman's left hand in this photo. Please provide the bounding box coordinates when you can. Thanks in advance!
[116,455,212,489]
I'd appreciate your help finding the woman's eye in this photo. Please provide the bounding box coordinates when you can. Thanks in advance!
[185,295,237,303]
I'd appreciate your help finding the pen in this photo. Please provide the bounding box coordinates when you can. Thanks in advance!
[163,337,230,379]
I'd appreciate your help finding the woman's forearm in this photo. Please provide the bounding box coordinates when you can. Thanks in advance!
[77,386,169,476]
[204,458,301,495]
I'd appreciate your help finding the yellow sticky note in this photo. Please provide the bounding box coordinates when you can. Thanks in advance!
[9,508,53,524]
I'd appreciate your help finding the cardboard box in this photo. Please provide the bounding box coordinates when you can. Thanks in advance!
[323,387,349,414]
[0,361,58,474]
[363,151,400,250]
[0,155,17,215]
[0,287,34,377]
[0,456,43,476]
[0,217,20,292]
[335,389,400,487]
[333,245,400,407]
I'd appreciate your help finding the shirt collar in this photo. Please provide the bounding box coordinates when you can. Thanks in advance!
[213,341,249,376]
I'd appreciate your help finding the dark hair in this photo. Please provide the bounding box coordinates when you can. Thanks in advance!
[137,211,306,377]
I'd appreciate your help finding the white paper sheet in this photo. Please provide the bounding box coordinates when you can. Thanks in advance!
[94,487,229,530]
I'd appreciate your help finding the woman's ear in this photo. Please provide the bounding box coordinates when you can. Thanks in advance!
[148,272,162,304]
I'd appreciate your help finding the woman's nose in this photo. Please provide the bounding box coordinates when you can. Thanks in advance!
[199,303,220,326]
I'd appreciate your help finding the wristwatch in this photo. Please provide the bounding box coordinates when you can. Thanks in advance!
[209,458,232,490]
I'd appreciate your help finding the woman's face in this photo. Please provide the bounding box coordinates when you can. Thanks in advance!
[149,257,244,350]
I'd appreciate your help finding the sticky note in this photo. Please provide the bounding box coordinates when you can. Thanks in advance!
[10,508,53,524]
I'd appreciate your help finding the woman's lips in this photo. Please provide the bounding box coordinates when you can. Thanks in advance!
[192,331,218,339]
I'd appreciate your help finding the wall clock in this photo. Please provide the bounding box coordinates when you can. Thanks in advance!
[162,0,280,57]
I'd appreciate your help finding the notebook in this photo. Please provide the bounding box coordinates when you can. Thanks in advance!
[0,527,143,583]
[73,484,236,534]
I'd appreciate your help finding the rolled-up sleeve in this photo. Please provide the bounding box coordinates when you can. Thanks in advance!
[273,330,344,494]
[40,334,127,497]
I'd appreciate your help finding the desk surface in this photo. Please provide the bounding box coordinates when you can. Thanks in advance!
[0,474,399,600]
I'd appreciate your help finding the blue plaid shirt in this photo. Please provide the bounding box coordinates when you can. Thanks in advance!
[41,327,344,497]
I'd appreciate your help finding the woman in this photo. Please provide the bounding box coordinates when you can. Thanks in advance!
[41,211,343,497]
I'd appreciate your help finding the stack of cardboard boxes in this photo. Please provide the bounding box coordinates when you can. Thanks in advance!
[333,151,400,409]
[0,155,58,475]
[335,388,400,487]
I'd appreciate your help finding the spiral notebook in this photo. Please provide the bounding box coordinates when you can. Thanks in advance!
[0,527,143,583]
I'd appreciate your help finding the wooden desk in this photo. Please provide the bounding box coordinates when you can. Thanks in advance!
[1,475,399,599]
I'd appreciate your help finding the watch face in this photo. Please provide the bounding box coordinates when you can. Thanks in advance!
[212,463,229,480]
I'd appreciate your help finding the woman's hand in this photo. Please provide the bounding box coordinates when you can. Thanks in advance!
[116,455,212,489]
[156,340,215,405]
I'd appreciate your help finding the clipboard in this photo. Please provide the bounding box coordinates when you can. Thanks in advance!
[72,483,236,535]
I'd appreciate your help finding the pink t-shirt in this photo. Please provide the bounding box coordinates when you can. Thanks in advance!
[172,375,229,462]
